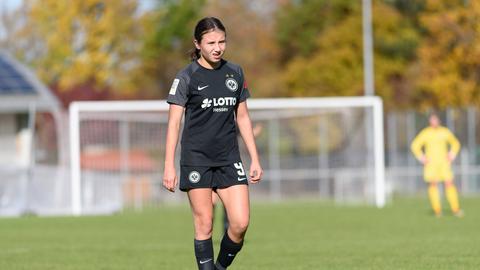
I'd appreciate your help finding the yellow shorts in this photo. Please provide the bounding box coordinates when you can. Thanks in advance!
[424,162,453,182]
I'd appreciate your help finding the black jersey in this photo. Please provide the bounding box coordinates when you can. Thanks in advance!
[167,60,250,166]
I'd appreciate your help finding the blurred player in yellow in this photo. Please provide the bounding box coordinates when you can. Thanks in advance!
[411,113,463,217]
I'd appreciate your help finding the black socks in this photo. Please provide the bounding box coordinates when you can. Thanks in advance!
[194,238,215,270]
[215,233,244,270]
[194,234,244,270]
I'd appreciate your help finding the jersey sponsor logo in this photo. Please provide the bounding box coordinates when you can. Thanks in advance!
[197,85,209,91]
[213,108,228,112]
[225,78,238,92]
[188,171,201,183]
[169,78,179,95]
[201,97,237,112]
[201,99,213,109]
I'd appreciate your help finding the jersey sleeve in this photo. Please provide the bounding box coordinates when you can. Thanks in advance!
[238,67,251,102]
[167,72,189,107]
[410,129,426,160]
[446,129,461,156]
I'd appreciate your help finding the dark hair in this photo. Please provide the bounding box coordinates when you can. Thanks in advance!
[428,110,439,119]
[190,17,226,61]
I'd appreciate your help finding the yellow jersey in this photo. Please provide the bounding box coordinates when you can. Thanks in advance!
[410,126,460,164]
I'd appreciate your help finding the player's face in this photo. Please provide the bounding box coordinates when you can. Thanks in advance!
[429,115,440,128]
[195,29,226,67]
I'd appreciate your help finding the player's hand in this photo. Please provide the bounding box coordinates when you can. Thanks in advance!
[420,155,429,165]
[249,162,263,184]
[447,152,456,163]
[163,166,178,192]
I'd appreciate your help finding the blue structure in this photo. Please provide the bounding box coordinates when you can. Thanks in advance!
[0,50,61,112]
[0,50,64,216]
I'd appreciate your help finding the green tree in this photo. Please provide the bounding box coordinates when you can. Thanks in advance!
[140,0,283,98]
[137,0,205,98]
[282,1,419,109]
[386,0,426,23]
[203,0,283,97]
[275,0,358,63]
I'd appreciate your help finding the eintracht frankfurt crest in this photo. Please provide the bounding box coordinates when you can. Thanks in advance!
[225,78,238,92]
[189,171,201,183]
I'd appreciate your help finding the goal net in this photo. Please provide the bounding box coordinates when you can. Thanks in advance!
[69,97,385,215]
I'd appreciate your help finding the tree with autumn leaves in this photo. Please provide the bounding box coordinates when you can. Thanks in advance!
[8,0,141,102]
[414,0,480,109]
[278,0,419,109]
[276,0,480,110]
[2,0,480,110]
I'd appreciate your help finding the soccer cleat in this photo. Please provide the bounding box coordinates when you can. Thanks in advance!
[453,209,464,218]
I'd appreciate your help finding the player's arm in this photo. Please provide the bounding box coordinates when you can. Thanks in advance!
[164,73,189,192]
[410,130,427,164]
[236,101,263,184]
[163,104,184,192]
[446,129,461,162]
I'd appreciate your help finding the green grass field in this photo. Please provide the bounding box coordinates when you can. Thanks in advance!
[1,197,479,270]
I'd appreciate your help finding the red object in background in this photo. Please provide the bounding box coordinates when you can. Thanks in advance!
[50,80,115,109]
[81,149,155,172]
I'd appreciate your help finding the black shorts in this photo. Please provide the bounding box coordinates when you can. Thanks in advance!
[179,161,248,192]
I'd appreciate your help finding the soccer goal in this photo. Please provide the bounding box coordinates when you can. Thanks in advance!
[69,97,385,215]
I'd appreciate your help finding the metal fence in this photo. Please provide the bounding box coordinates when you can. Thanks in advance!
[386,107,480,196]
[2,103,480,216]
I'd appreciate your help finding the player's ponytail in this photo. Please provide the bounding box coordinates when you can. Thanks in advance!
[189,48,201,61]
[190,17,226,61]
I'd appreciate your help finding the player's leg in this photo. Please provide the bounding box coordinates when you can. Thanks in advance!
[188,188,216,270]
[211,192,229,233]
[217,185,249,242]
[212,191,228,232]
[428,182,442,217]
[215,185,250,269]
[425,164,442,216]
[212,192,219,229]
[181,166,216,269]
[222,205,229,232]
[442,164,463,217]
[445,180,463,217]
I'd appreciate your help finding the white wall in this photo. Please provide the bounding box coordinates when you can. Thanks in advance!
[0,114,16,165]
[0,114,30,167]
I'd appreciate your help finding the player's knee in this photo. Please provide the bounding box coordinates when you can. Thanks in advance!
[229,219,249,236]
[193,216,213,238]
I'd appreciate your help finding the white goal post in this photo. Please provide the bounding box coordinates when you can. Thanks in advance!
[69,97,386,215]
[247,97,385,207]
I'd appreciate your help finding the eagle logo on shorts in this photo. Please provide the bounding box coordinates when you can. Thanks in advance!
[225,78,238,92]
[189,171,201,183]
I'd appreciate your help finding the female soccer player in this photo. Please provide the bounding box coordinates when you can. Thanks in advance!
[162,17,263,270]
[411,113,463,217]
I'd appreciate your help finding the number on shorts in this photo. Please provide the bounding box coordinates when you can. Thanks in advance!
[234,162,245,176]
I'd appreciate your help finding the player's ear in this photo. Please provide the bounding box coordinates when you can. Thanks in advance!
[194,39,201,50]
